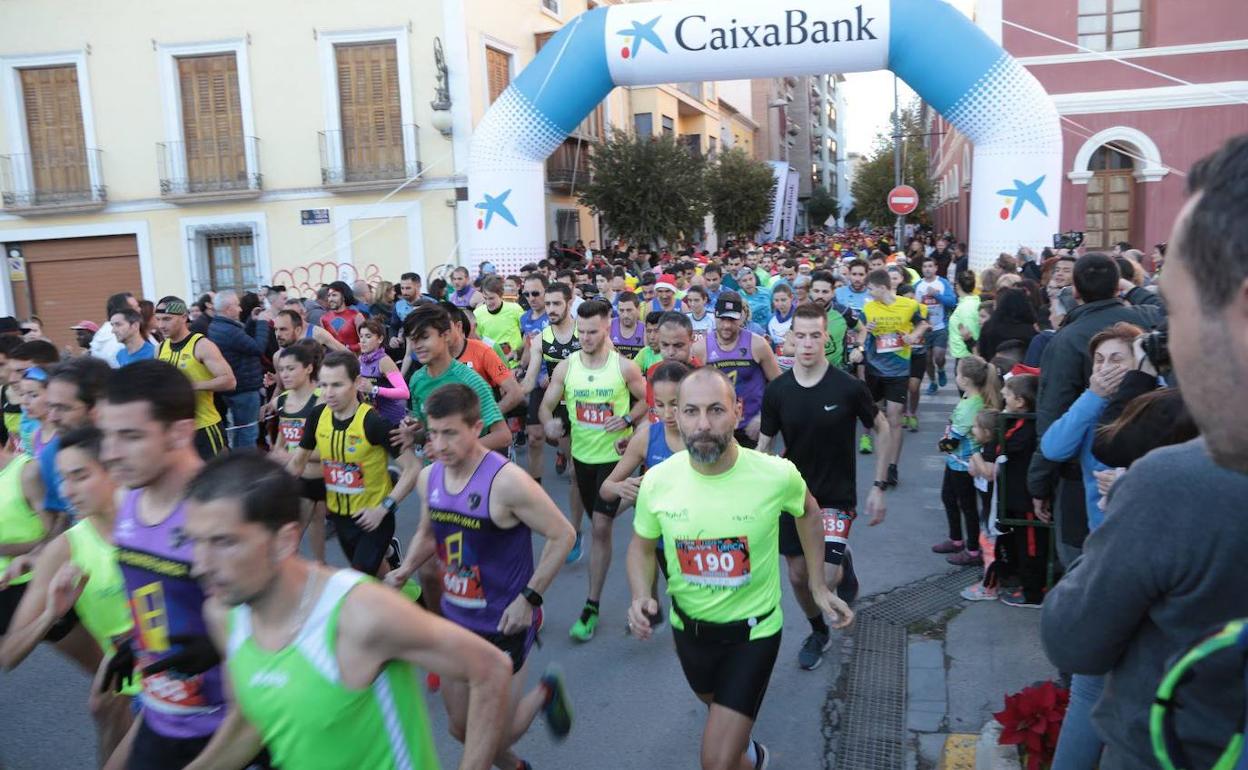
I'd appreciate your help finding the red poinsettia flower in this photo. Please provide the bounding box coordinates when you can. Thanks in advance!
[994,681,1070,770]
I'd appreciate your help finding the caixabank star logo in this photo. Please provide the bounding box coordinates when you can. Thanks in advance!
[617,16,667,59]
[996,175,1048,221]
[475,189,517,230]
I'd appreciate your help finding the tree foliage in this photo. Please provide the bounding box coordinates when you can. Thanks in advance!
[850,105,933,227]
[704,147,777,241]
[578,132,709,248]
[806,186,840,230]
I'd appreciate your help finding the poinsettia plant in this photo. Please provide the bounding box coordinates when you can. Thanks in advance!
[993,681,1070,770]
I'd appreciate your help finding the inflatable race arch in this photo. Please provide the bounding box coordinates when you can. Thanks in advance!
[467,0,1062,272]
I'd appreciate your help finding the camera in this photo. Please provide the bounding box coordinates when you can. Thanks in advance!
[1052,231,1085,250]
[1141,321,1170,372]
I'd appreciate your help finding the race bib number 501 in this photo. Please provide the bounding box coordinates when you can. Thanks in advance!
[675,537,751,588]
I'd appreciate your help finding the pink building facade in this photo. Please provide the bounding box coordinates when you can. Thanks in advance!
[928,0,1248,253]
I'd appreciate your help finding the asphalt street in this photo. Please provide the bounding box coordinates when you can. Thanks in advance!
[0,385,967,770]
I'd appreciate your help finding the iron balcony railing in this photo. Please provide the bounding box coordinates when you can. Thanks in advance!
[546,140,592,190]
[0,147,106,209]
[158,135,261,196]
[319,123,421,186]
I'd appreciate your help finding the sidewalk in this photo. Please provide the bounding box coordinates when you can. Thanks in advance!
[906,601,1057,769]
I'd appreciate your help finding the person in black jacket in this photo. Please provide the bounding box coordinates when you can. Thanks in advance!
[977,288,1038,361]
[1026,253,1163,565]
[207,290,270,450]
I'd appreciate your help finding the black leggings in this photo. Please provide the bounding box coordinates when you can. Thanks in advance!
[941,467,980,548]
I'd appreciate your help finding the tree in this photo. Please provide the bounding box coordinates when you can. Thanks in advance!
[806,186,840,230]
[704,147,777,241]
[849,105,933,228]
[577,132,709,249]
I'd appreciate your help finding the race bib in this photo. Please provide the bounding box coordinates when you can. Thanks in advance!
[278,417,304,450]
[442,563,486,609]
[675,537,751,588]
[323,460,364,495]
[821,508,856,544]
[875,332,905,353]
[575,401,615,428]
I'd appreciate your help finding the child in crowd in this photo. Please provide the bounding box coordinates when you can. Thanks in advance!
[633,310,665,371]
[935,355,1001,566]
[767,283,794,351]
[963,409,1002,599]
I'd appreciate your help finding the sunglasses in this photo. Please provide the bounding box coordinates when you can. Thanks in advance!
[524,291,543,297]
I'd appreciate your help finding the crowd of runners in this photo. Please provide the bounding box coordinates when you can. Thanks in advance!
[0,134,1245,770]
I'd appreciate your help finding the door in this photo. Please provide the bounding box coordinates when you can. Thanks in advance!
[21,235,141,349]
[1084,145,1134,250]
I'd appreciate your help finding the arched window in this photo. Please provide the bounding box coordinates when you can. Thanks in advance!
[1085,144,1136,249]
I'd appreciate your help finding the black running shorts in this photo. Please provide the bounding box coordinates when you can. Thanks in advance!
[673,627,782,720]
[333,511,396,575]
[572,459,620,517]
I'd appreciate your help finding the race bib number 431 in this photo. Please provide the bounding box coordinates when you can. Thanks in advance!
[575,401,614,428]
[675,537,751,588]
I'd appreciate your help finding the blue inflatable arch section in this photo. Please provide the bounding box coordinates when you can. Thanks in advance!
[467,0,1061,272]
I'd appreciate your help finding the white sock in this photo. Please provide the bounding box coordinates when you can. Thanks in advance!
[745,740,758,765]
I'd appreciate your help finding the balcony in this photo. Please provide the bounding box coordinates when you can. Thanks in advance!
[158,136,261,202]
[319,123,421,192]
[546,139,592,192]
[676,81,704,102]
[0,148,106,215]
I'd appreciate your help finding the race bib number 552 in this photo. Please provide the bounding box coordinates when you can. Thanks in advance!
[675,537,751,588]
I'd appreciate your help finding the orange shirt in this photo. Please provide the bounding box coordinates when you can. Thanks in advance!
[457,338,512,390]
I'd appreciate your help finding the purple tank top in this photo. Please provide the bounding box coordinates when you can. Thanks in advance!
[358,349,406,425]
[427,451,534,634]
[610,317,645,359]
[451,287,476,308]
[706,329,765,427]
[113,490,225,739]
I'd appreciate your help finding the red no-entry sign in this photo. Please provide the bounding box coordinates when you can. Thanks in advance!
[888,185,919,216]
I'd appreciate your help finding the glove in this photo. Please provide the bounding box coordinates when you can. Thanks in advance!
[100,637,137,694]
[938,436,959,453]
[141,635,221,678]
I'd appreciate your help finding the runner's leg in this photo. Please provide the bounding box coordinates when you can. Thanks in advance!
[701,706,756,770]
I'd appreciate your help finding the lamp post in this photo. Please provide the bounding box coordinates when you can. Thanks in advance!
[430,37,453,137]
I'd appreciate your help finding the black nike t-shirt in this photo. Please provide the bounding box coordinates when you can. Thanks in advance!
[761,366,877,509]
[299,403,401,458]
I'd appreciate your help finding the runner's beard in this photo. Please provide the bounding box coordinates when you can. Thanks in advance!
[682,428,732,465]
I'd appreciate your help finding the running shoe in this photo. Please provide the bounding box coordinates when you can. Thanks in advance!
[555,451,568,475]
[386,537,402,570]
[926,381,939,395]
[938,370,948,388]
[947,550,984,566]
[886,464,899,488]
[751,740,770,770]
[539,665,573,739]
[960,584,998,601]
[399,580,423,604]
[836,550,859,605]
[798,631,831,670]
[858,434,873,454]
[514,429,528,447]
[998,589,1043,609]
[569,605,598,642]
[931,539,964,554]
[565,533,583,564]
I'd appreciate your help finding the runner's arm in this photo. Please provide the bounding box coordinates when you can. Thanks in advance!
[753,334,782,381]
[193,337,238,393]
[285,407,321,477]
[344,584,512,770]
[520,335,543,394]
[494,373,525,415]
[599,423,649,504]
[183,599,264,770]
[625,533,660,638]
[479,419,512,453]
[621,358,650,427]
[0,535,72,669]
[387,446,422,508]
[312,325,349,352]
[497,464,576,594]
[537,360,568,431]
[793,491,853,628]
[401,338,416,379]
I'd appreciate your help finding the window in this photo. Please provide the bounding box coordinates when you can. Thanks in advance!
[18,65,90,204]
[634,112,653,137]
[334,42,406,183]
[176,54,248,193]
[1077,0,1141,52]
[661,115,674,138]
[555,209,580,245]
[486,46,511,105]
[542,0,560,15]
[205,232,258,292]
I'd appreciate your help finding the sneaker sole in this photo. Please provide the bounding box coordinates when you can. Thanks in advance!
[754,741,770,770]
[799,655,824,671]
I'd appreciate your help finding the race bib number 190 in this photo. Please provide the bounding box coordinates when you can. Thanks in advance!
[675,537,751,588]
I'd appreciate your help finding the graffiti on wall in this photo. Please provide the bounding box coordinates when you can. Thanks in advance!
[271,261,383,299]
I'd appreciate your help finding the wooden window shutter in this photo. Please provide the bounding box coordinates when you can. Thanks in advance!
[177,54,245,189]
[486,47,511,105]
[535,31,555,52]
[335,42,403,181]
[19,66,88,198]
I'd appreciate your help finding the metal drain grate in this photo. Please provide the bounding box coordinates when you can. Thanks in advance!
[828,568,981,770]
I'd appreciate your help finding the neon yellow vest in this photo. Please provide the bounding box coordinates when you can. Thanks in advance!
[65,518,140,695]
[0,455,42,586]
[314,404,392,516]
[157,334,222,429]
[564,350,631,464]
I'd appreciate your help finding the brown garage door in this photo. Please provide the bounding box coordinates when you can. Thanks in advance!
[19,235,141,350]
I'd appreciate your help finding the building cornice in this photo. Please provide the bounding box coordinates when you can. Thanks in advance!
[1052,81,1248,115]
[1018,38,1248,66]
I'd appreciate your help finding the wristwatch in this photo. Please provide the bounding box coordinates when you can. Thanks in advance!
[872,480,889,490]
[623,413,634,427]
[521,587,543,607]
[382,496,398,515]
